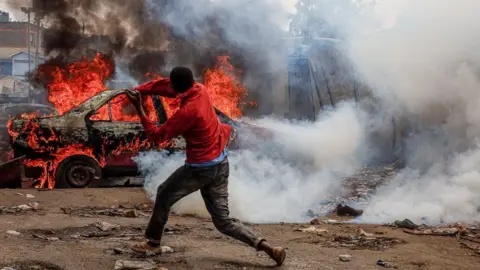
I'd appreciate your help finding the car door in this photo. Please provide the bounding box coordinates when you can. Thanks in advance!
[86,93,164,174]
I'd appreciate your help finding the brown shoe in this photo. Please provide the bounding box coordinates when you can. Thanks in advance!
[269,247,286,266]
[131,241,163,254]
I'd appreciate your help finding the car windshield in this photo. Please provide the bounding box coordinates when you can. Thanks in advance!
[64,91,120,115]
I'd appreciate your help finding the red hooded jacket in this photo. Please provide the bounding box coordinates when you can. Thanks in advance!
[135,79,233,164]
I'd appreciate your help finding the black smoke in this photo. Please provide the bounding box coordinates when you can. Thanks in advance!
[11,0,288,115]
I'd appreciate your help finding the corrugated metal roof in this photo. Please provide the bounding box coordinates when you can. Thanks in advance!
[0,48,23,59]
[0,47,45,59]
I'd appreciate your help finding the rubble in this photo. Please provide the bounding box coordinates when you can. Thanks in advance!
[6,230,20,236]
[96,222,120,232]
[61,205,150,218]
[394,219,418,230]
[113,260,157,270]
[312,163,397,216]
[376,260,397,268]
[295,226,328,235]
[339,254,352,262]
[0,202,42,215]
[336,204,363,217]
[33,234,60,242]
[328,235,405,250]
[357,228,374,237]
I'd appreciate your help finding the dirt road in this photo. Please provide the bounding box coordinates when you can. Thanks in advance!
[0,188,478,270]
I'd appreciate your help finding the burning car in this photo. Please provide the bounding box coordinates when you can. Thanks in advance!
[4,88,245,189]
[0,53,263,189]
[0,103,56,163]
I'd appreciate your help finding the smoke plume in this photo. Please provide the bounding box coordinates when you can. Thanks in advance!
[135,103,366,223]
[344,0,480,225]
[137,0,480,225]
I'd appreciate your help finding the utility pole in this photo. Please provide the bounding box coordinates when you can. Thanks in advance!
[21,6,34,102]
[34,13,43,69]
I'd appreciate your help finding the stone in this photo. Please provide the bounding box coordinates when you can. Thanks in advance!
[114,260,157,270]
[6,230,20,236]
[339,254,352,262]
[296,226,328,235]
[96,222,120,232]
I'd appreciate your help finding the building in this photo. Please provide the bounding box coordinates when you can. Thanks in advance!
[0,9,45,80]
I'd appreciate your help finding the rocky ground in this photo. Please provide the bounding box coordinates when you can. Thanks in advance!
[0,188,479,270]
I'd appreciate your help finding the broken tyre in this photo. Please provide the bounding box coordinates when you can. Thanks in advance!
[55,155,102,188]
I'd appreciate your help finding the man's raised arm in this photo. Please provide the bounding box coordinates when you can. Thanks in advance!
[134,78,177,98]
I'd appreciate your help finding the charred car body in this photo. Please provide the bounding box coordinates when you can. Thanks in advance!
[4,89,259,189]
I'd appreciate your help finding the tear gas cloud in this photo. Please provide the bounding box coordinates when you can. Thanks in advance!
[139,0,480,225]
[346,0,480,224]
[136,104,366,223]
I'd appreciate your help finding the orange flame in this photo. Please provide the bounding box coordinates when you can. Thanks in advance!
[8,54,253,189]
[204,56,250,120]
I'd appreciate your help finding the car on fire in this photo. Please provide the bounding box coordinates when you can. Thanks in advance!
[3,89,265,189]
[0,103,56,162]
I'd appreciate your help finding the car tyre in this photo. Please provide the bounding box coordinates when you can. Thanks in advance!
[55,155,102,188]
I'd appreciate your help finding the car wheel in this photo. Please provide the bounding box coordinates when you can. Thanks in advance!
[55,155,102,188]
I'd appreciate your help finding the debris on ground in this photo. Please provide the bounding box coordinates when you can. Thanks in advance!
[312,163,397,215]
[113,260,158,270]
[0,260,64,270]
[327,235,405,251]
[26,194,35,199]
[394,219,418,230]
[401,222,468,237]
[6,230,20,236]
[357,228,374,237]
[336,204,363,217]
[376,259,397,268]
[295,226,328,236]
[96,222,120,232]
[33,234,59,242]
[29,224,144,241]
[339,254,352,262]
[310,218,342,225]
[0,202,42,215]
[61,205,150,218]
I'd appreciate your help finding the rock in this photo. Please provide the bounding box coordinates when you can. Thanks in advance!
[322,219,341,224]
[377,260,397,268]
[28,202,40,210]
[295,226,328,235]
[394,219,418,230]
[114,247,131,255]
[339,254,352,262]
[125,210,138,218]
[114,260,157,270]
[336,204,363,217]
[358,228,375,237]
[15,204,32,210]
[26,194,35,199]
[6,230,20,236]
[96,222,120,232]
[310,218,320,225]
[160,246,174,253]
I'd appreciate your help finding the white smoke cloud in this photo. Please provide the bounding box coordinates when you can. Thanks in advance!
[346,0,480,225]
[136,103,367,223]
[136,0,480,226]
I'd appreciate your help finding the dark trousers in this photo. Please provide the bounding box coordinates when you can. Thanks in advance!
[145,158,264,248]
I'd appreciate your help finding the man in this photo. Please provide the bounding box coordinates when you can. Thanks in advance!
[126,66,286,266]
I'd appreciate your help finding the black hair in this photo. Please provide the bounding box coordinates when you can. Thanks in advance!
[170,66,195,93]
